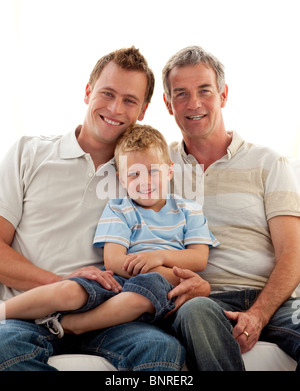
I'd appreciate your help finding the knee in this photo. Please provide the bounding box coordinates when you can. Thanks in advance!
[52,280,88,310]
[174,297,229,334]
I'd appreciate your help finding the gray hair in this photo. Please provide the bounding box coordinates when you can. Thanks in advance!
[162,46,225,100]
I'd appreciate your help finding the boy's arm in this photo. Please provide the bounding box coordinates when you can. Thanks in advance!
[103,242,132,278]
[123,244,209,276]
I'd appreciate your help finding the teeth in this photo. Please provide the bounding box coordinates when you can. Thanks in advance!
[139,189,154,194]
[102,116,122,126]
[187,115,205,120]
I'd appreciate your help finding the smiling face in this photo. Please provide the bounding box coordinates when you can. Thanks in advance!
[164,63,228,141]
[118,148,173,212]
[82,61,148,147]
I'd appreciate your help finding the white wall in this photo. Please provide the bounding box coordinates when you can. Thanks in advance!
[1,0,300,159]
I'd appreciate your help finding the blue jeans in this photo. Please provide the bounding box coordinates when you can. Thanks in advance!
[170,289,300,371]
[0,319,185,371]
[69,272,175,323]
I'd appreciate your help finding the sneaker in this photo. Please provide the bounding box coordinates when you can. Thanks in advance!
[35,313,64,338]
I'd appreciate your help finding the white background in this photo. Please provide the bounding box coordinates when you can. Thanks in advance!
[1,0,300,159]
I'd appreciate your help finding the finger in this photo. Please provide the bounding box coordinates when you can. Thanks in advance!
[123,254,136,270]
[167,278,191,299]
[140,264,149,274]
[236,332,257,354]
[165,296,186,318]
[131,259,144,275]
[224,310,238,321]
[172,267,196,280]
[126,258,139,274]
[104,271,123,291]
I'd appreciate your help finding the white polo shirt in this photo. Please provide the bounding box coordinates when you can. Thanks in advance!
[0,129,116,300]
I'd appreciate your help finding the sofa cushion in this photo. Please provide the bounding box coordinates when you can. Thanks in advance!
[48,341,297,371]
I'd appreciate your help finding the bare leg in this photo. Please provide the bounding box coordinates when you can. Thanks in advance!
[1,280,88,320]
[62,291,155,334]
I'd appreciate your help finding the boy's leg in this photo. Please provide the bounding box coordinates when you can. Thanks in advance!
[2,280,88,320]
[122,272,175,322]
[62,291,155,334]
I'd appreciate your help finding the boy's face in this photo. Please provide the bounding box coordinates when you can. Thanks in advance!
[118,148,173,212]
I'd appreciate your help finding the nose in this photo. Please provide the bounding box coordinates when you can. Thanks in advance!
[139,171,151,190]
[108,97,124,115]
[187,91,202,111]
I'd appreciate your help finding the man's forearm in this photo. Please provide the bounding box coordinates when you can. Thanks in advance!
[0,242,59,291]
[249,252,300,328]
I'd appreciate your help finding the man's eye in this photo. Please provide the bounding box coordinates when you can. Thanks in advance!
[103,92,113,98]
[125,99,137,105]
[200,89,211,96]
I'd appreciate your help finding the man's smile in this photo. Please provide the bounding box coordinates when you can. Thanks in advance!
[186,114,206,120]
[100,115,124,126]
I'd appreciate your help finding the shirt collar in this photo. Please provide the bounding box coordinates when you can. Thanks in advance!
[59,128,86,159]
[226,131,244,158]
[179,131,245,163]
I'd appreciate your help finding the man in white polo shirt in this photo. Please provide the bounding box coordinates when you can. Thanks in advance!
[0,47,185,371]
[162,46,300,370]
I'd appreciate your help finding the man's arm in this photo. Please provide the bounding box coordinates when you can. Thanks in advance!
[0,217,60,291]
[226,215,300,353]
[0,217,122,293]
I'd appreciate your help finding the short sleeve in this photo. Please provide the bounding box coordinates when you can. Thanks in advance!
[93,199,132,249]
[181,200,220,247]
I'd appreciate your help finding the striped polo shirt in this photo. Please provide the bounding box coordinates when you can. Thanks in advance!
[169,131,300,292]
[93,197,219,254]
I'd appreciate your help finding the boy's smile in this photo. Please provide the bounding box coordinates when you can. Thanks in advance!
[118,149,173,212]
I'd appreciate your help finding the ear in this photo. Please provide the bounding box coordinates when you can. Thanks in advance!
[163,93,173,115]
[116,171,126,189]
[137,103,149,121]
[220,84,228,108]
[84,83,92,105]
[167,162,174,181]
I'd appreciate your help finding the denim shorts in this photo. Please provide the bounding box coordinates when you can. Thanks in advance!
[68,272,175,323]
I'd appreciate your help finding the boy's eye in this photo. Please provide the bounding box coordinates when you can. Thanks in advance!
[128,172,139,177]
[150,169,160,175]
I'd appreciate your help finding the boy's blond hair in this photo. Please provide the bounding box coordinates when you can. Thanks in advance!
[114,124,171,170]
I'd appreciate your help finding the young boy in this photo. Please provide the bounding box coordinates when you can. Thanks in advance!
[0,125,219,337]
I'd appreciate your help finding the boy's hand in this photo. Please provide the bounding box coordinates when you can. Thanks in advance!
[123,251,164,275]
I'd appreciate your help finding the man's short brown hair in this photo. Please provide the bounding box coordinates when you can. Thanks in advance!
[89,46,155,104]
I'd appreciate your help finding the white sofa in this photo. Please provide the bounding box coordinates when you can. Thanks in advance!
[49,159,300,371]
[48,342,297,371]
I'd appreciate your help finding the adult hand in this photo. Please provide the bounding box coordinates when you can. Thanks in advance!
[64,266,122,292]
[224,310,263,353]
[165,267,210,317]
